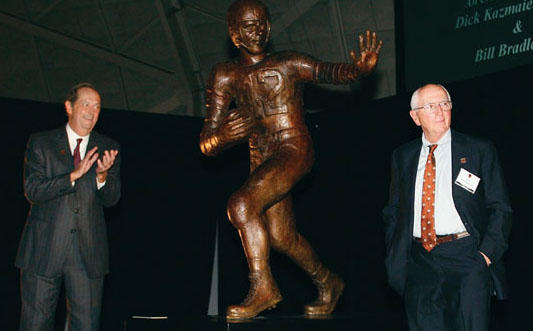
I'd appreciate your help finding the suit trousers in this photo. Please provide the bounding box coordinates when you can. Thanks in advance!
[19,231,104,331]
[404,236,491,331]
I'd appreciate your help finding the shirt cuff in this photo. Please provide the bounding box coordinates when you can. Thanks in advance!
[96,179,106,190]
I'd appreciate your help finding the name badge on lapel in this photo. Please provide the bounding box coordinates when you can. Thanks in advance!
[455,168,480,193]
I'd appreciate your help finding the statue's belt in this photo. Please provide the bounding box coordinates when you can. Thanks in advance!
[250,128,309,148]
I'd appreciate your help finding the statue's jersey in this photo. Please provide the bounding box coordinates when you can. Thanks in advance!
[206,51,318,136]
[200,51,358,157]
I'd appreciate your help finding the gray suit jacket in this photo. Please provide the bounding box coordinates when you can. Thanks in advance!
[15,126,121,278]
[383,130,512,299]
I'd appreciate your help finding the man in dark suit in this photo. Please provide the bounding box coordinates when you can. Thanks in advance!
[383,84,512,330]
[16,82,120,330]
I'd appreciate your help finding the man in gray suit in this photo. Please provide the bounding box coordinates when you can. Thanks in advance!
[16,82,121,330]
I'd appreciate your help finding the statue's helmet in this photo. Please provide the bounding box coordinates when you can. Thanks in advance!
[227,0,271,54]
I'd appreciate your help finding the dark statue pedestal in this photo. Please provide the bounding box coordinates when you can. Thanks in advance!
[122,317,172,330]
[123,313,408,330]
[183,313,407,331]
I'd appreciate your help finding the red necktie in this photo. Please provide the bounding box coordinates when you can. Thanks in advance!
[421,144,438,252]
[73,138,82,168]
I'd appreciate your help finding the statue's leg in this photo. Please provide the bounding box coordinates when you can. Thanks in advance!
[224,150,295,319]
[265,186,344,316]
[226,134,332,319]
[225,183,282,319]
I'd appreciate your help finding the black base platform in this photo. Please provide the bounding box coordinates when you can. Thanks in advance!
[124,313,408,331]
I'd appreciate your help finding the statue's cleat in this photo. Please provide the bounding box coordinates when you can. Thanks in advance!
[226,272,283,320]
[226,296,281,319]
[304,271,344,316]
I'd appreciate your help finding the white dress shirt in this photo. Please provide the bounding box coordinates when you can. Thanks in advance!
[66,124,105,189]
[413,129,466,237]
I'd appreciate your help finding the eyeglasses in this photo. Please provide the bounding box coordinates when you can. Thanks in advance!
[413,101,452,113]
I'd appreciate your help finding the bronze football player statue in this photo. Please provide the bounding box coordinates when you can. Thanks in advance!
[200,0,382,320]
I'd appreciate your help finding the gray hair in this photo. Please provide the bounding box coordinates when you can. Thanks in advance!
[410,84,451,110]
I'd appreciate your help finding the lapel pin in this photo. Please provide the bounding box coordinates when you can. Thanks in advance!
[460,157,467,164]
[59,149,66,155]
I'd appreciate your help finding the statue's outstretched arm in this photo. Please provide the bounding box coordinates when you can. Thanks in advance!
[309,30,382,84]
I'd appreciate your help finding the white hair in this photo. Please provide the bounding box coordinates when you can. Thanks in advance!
[410,84,451,110]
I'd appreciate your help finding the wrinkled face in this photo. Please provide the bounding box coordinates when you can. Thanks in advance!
[65,87,101,136]
[230,5,270,55]
[409,84,452,141]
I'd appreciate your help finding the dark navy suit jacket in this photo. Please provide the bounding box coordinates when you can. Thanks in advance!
[16,126,121,278]
[383,130,512,299]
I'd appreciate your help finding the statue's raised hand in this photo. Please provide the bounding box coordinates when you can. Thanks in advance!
[349,30,382,76]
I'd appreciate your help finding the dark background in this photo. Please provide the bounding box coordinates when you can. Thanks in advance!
[1,60,532,330]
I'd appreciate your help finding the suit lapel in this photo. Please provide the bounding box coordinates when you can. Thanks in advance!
[54,126,78,210]
[55,126,74,169]
[87,131,98,153]
[451,130,467,214]
[406,140,422,237]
